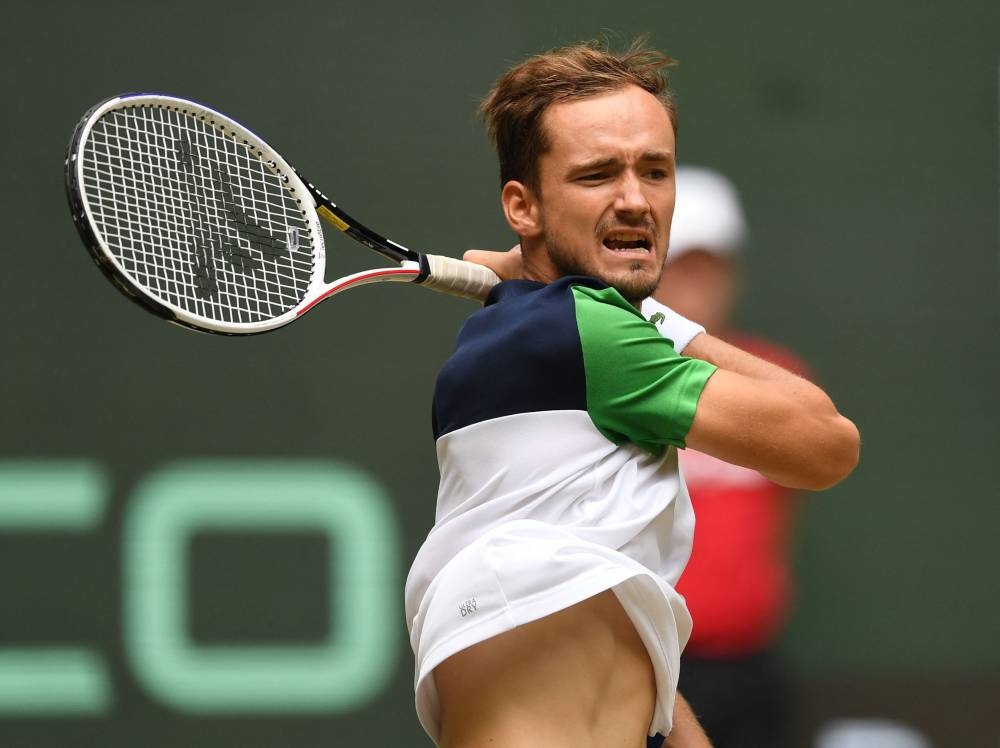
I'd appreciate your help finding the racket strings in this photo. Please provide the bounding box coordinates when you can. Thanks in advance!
[80,104,317,324]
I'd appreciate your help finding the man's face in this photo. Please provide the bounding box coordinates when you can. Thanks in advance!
[531,85,677,302]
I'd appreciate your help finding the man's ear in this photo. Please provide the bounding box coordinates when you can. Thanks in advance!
[501,181,542,238]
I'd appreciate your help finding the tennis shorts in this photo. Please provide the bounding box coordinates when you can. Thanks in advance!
[407,520,690,743]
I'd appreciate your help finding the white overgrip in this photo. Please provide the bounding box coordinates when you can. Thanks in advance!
[420,254,501,303]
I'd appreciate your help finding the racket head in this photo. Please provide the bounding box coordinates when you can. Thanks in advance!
[65,93,327,335]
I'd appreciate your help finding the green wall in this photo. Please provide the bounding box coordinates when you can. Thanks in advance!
[1,0,997,744]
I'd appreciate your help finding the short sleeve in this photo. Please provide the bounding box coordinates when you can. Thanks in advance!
[571,285,717,454]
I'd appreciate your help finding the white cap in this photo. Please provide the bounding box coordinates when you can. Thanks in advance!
[814,718,933,748]
[668,166,748,261]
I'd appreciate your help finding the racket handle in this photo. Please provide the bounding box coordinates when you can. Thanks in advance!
[418,254,501,302]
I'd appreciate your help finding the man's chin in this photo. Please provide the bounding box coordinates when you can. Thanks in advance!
[608,271,660,304]
[546,248,659,301]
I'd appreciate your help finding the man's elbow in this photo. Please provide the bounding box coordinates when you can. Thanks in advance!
[800,415,861,491]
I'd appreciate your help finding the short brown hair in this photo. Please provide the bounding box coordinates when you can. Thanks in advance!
[479,38,677,193]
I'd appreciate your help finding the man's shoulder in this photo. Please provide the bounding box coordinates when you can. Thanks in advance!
[433,277,652,440]
[460,276,637,346]
[482,276,614,309]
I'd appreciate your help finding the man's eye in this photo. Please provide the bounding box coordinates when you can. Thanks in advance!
[646,169,669,180]
[579,172,608,182]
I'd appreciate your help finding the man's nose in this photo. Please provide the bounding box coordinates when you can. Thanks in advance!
[613,173,650,216]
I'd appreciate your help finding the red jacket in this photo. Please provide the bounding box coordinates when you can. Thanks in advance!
[678,333,811,657]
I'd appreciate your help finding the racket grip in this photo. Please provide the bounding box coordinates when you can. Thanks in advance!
[419,254,501,302]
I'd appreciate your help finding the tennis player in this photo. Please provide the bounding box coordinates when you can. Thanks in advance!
[405,40,860,748]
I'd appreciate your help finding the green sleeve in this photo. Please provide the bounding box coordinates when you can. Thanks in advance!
[572,285,717,455]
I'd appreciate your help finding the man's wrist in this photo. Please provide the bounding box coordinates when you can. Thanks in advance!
[640,298,705,353]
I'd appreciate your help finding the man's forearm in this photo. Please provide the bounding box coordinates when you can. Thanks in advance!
[682,331,860,490]
[684,332,806,387]
[664,692,712,748]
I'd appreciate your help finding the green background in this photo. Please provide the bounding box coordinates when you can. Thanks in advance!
[1,0,998,745]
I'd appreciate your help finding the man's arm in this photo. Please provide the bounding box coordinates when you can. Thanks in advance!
[683,332,859,490]
[664,692,713,748]
[463,247,859,490]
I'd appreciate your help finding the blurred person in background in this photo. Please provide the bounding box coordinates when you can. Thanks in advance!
[648,166,811,748]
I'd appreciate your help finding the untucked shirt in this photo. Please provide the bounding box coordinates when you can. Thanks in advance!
[405,277,716,742]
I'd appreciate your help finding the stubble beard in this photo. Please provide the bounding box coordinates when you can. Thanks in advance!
[543,227,662,304]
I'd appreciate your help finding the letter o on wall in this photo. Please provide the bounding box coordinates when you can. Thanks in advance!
[123,460,399,713]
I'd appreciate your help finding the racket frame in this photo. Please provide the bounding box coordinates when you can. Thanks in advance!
[65,93,447,335]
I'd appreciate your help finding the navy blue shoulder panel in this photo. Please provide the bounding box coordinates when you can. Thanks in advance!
[432,276,608,439]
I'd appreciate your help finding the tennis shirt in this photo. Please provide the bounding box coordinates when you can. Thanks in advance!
[404,276,717,743]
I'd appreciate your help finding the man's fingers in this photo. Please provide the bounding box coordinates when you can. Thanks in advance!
[463,246,524,280]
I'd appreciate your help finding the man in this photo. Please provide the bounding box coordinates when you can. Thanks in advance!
[405,40,859,748]
[649,166,811,747]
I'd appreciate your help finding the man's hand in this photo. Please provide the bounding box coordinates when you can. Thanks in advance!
[463,245,523,281]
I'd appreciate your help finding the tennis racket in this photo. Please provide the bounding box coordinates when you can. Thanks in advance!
[64,93,501,335]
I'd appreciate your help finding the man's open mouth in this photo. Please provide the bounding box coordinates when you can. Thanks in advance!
[603,231,651,253]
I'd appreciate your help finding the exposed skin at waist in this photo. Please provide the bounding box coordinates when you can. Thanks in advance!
[434,589,655,748]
